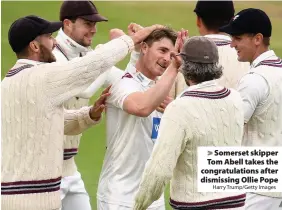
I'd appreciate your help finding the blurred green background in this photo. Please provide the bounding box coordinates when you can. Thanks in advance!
[1,1,282,209]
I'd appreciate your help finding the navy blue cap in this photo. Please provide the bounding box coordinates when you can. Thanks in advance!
[194,1,235,20]
[219,8,272,37]
[8,15,62,53]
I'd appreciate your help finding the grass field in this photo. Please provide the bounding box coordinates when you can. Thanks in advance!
[1,1,282,209]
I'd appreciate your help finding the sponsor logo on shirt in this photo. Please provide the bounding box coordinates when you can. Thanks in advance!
[151,117,161,143]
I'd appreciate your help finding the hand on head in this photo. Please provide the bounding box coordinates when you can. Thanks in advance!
[129,24,165,45]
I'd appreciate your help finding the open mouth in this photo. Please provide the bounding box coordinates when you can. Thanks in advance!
[157,63,166,69]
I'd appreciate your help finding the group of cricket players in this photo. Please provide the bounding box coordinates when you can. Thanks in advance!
[1,1,282,210]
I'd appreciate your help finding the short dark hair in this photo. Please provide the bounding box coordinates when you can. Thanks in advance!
[194,1,234,32]
[143,27,177,46]
[246,33,270,46]
[62,17,77,30]
[197,14,232,32]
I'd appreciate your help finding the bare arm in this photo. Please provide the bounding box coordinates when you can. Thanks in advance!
[123,63,179,117]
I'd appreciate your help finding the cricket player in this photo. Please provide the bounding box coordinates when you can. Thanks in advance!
[169,0,250,99]
[97,28,184,210]
[52,2,138,209]
[1,14,161,210]
[134,36,246,210]
[220,8,282,210]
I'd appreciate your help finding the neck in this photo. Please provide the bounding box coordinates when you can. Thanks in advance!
[135,59,157,80]
[200,29,226,36]
[250,46,269,64]
[187,80,197,86]
[63,29,74,42]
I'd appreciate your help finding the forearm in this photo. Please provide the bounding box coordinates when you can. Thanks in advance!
[45,35,134,106]
[124,66,178,116]
[64,106,101,135]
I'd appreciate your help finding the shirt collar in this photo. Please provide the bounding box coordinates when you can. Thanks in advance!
[204,34,231,42]
[16,59,45,66]
[55,28,91,59]
[178,80,217,97]
[126,63,156,87]
[251,50,277,68]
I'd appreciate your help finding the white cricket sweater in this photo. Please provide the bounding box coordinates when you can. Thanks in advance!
[134,81,246,210]
[242,52,282,198]
[1,35,134,210]
[169,34,250,98]
[53,29,92,177]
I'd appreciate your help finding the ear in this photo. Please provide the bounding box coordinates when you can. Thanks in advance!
[29,40,40,53]
[63,19,73,30]
[253,33,264,46]
[140,42,148,55]
[196,16,201,28]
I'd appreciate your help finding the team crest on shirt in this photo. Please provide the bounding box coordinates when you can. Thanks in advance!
[151,117,161,143]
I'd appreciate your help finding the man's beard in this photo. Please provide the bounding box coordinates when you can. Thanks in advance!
[39,44,56,63]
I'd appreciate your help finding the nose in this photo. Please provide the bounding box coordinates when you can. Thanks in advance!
[90,24,97,33]
[230,39,235,48]
[52,37,57,49]
[164,52,171,63]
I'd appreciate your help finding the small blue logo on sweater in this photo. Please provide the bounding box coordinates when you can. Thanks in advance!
[151,117,161,143]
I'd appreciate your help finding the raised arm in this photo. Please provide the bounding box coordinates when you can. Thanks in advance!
[123,53,181,117]
[42,25,163,107]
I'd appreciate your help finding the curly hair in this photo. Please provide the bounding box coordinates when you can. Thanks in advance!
[180,60,223,84]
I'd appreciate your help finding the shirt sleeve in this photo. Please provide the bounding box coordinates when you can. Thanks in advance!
[104,66,125,87]
[237,72,269,123]
[134,101,192,210]
[106,77,140,110]
[75,66,124,99]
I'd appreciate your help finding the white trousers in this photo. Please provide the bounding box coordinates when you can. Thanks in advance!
[60,171,91,210]
[245,193,282,210]
[97,200,165,210]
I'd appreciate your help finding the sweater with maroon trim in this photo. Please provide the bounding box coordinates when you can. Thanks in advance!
[168,35,249,99]
[1,35,134,210]
[243,56,282,198]
[134,82,245,210]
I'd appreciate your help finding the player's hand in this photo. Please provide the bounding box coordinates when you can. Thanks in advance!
[128,23,144,36]
[89,85,111,121]
[175,29,189,53]
[130,24,164,45]
[109,29,126,40]
[156,96,174,113]
[128,23,144,51]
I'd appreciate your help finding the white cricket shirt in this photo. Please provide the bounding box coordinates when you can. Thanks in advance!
[97,63,165,208]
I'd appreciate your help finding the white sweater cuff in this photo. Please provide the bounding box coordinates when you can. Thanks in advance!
[84,106,102,125]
